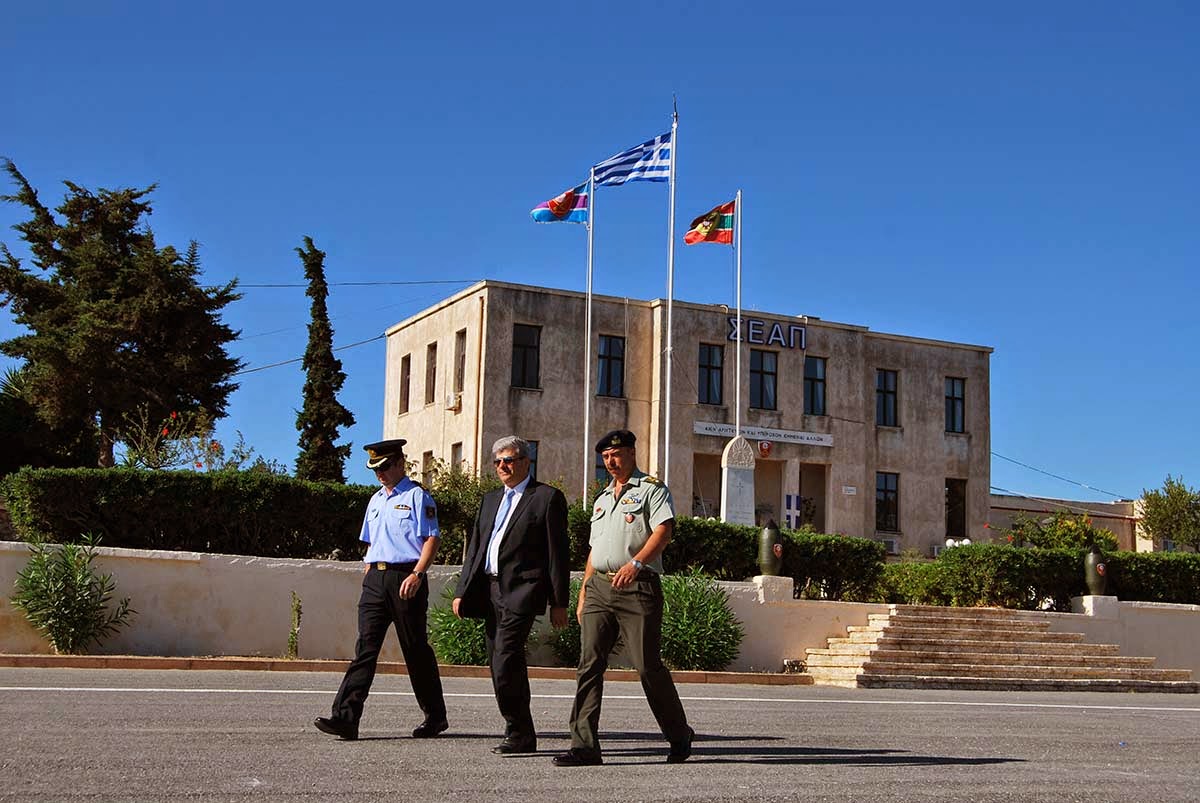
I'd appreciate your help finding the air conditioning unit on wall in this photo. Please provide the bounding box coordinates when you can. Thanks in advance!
[445,392,462,411]
[879,538,899,555]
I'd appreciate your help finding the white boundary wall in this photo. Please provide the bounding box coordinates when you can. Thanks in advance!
[1,542,1197,674]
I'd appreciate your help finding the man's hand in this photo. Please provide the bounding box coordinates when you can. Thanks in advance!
[550,606,568,629]
[399,572,422,600]
[452,597,463,618]
[575,586,587,624]
[610,561,639,590]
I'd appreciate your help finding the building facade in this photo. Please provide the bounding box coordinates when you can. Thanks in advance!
[381,281,993,557]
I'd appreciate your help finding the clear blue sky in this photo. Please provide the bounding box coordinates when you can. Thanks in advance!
[3,2,1197,504]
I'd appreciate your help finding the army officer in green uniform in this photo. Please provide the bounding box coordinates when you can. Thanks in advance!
[552,429,694,767]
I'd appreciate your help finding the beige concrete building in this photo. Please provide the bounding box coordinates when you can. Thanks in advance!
[381,281,992,557]
[988,493,1140,551]
[987,494,1194,553]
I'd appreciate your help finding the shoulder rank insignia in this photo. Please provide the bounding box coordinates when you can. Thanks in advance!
[643,475,661,485]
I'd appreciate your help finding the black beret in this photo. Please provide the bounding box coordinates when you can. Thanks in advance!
[364,439,407,469]
[595,429,636,453]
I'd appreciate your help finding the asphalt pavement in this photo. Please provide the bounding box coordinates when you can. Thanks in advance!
[0,667,1197,802]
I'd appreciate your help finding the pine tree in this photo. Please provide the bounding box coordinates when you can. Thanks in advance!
[293,236,355,483]
[0,160,242,467]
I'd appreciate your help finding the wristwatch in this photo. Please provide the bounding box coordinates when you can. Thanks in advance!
[631,559,644,571]
[415,570,427,580]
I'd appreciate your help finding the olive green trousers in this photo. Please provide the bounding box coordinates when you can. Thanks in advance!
[567,572,690,755]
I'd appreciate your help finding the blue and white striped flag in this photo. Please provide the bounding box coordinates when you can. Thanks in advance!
[592,130,672,186]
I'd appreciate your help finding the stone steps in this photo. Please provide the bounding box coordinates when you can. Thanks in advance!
[800,664,1187,682]
[806,649,1156,668]
[822,638,1119,656]
[801,604,1197,693]
[845,624,1084,643]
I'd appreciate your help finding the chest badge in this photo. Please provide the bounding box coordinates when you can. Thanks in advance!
[396,504,412,511]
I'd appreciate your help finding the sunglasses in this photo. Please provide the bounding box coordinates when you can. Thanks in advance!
[492,456,524,466]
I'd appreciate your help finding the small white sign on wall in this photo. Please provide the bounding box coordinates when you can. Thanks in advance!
[842,485,857,496]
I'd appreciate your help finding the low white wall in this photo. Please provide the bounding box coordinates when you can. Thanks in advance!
[2,542,1198,674]
[1056,596,1200,673]
[0,541,462,663]
[720,576,886,672]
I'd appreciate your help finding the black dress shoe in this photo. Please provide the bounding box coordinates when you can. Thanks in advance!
[411,718,449,738]
[492,737,537,754]
[314,716,358,741]
[552,749,603,767]
[667,726,695,763]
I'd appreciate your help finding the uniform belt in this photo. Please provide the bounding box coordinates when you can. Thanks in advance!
[372,561,418,571]
[599,569,657,581]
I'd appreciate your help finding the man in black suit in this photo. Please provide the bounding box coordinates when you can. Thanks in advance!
[454,435,570,754]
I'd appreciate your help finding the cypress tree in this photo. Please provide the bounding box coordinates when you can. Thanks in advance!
[293,236,355,483]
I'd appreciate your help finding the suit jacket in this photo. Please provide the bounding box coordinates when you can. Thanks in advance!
[455,479,570,619]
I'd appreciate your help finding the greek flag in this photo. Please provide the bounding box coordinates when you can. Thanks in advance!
[591,130,672,186]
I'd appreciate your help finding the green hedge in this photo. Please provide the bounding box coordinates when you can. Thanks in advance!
[1,466,486,564]
[2,467,372,559]
[781,530,887,602]
[1106,551,1200,603]
[875,545,1200,609]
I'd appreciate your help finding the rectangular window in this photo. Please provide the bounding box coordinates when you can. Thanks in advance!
[804,356,826,416]
[597,335,625,398]
[595,451,609,485]
[749,349,777,410]
[876,369,898,427]
[527,440,539,481]
[450,442,463,473]
[945,478,967,540]
[876,472,899,532]
[453,328,467,395]
[945,377,965,433]
[698,343,723,405]
[511,324,540,389]
[424,342,437,405]
[398,354,411,415]
[421,451,435,486]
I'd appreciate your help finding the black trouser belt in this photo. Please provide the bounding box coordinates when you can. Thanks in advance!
[372,562,417,571]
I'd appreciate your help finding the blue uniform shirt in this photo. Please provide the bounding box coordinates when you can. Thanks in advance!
[360,477,440,564]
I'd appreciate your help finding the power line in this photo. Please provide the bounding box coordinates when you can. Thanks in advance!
[991,451,1130,500]
[232,334,384,376]
[989,485,1139,517]
[237,280,481,288]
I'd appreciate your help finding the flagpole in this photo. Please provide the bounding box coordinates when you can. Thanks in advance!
[735,188,742,437]
[663,110,678,485]
[583,170,596,500]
